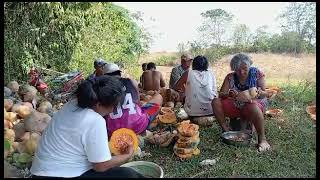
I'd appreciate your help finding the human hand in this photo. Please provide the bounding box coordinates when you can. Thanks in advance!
[236,91,252,103]
[124,141,134,158]
[171,90,180,101]
[228,89,238,98]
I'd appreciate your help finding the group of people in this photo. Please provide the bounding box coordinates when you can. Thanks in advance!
[30,53,271,178]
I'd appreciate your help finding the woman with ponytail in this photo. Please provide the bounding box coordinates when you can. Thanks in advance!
[30,75,145,178]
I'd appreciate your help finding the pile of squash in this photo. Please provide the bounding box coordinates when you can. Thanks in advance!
[4,81,55,170]
[174,120,200,159]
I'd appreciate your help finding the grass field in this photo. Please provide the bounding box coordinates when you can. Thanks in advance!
[133,53,316,178]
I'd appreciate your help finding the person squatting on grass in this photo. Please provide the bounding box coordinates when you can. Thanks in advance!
[169,53,193,103]
[30,75,145,178]
[138,63,148,88]
[87,58,108,81]
[141,62,166,91]
[218,53,271,152]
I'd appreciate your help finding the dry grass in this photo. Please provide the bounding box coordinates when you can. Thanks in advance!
[149,53,316,89]
[212,53,316,87]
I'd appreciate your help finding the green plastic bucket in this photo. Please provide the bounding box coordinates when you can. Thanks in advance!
[120,161,164,178]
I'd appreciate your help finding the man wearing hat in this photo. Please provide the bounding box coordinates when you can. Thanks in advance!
[169,53,193,102]
[169,54,193,89]
[87,58,107,80]
[102,63,163,137]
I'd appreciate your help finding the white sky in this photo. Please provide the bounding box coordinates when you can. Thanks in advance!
[114,2,289,52]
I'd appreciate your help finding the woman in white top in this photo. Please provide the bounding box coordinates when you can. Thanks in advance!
[174,56,226,125]
[30,76,144,178]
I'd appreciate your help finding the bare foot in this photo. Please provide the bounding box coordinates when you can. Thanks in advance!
[258,140,271,152]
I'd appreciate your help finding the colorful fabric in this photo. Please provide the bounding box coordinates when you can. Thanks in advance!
[141,102,161,123]
[221,98,267,118]
[227,67,268,109]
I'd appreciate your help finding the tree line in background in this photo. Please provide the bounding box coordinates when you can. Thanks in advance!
[4,2,151,83]
[177,2,316,62]
[4,2,316,83]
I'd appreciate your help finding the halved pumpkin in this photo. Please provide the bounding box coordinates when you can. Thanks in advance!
[177,121,199,137]
[109,128,139,155]
[265,108,283,117]
[176,136,200,148]
[265,89,278,99]
[266,86,281,93]
[306,105,316,121]
[173,144,195,154]
[178,131,200,142]
[158,113,177,124]
[160,107,174,115]
[174,150,193,159]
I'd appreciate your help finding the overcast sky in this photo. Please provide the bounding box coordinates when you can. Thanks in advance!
[114,2,289,52]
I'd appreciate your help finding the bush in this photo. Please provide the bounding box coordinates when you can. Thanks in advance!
[4,2,146,83]
[154,55,177,66]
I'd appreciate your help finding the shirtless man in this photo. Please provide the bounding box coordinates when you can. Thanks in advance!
[142,62,166,91]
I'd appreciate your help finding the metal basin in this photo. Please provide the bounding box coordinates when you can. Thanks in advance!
[221,131,252,146]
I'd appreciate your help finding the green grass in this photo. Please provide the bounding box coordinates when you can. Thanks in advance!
[134,80,316,178]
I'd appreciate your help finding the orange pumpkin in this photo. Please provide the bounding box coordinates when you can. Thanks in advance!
[266,86,281,93]
[306,105,316,121]
[158,113,177,124]
[174,150,193,159]
[177,121,199,137]
[265,108,283,117]
[160,107,174,115]
[109,128,139,155]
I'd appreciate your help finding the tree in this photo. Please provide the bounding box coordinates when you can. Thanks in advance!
[198,9,234,47]
[251,25,271,52]
[278,2,316,52]
[177,42,189,55]
[4,2,148,83]
[232,24,250,50]
[130,11,153,57]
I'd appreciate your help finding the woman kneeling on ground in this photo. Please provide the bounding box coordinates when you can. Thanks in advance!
[218,53,271,152]
[30,76,145,178]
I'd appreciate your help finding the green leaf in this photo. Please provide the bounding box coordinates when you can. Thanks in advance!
[4,138,11,151]
[18,153,32,163]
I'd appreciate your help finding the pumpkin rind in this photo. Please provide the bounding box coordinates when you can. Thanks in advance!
[160,107,174,115]
[158,113,177,124]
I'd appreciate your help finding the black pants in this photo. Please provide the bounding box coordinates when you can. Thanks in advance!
[32,167,145,178]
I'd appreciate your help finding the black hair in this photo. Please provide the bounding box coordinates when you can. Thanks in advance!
[147,62,156,70]
[192,55,209,72]
[106,70,122,77]
[76,75,125,109]
[142,63,147,68]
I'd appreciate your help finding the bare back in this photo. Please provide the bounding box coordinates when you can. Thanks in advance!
[142,70,165,91]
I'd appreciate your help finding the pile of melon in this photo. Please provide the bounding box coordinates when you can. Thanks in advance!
[4,81,56,170]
